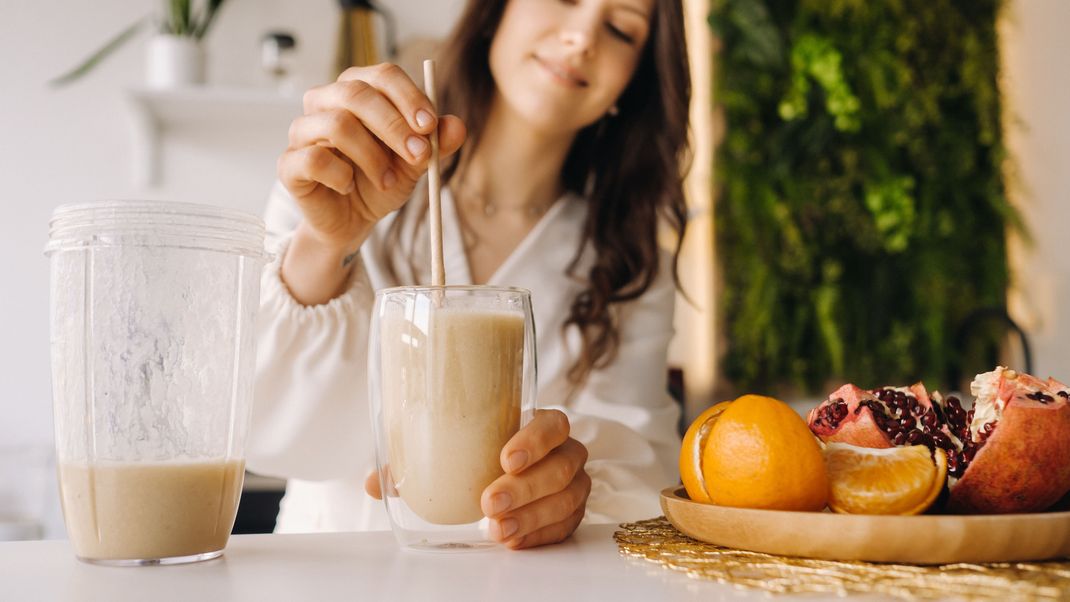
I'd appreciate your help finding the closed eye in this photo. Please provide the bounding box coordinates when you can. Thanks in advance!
[606,22,636,44]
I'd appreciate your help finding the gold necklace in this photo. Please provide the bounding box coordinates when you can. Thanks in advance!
[454,183,556,218]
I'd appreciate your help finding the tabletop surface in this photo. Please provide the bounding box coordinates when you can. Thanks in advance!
[0,523,896,602]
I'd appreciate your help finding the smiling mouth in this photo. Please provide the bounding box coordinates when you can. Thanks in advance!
[534,55,588,88]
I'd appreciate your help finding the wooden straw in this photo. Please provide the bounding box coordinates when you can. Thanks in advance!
[423,59,445,287]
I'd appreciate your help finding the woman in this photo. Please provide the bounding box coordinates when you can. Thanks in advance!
[249,0,691,549]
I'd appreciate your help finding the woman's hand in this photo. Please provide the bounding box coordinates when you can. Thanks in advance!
[363,410,591,550]
[481,409,591,549]
[277,63,466,305]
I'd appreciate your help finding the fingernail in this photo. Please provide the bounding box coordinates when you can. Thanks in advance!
[490,492,512,515]
[406,135,428,157]
[381,168,397,189]
[344,179,355,194]
[506,451,529,473]
[496,518,518,540]
[415,109,434,129]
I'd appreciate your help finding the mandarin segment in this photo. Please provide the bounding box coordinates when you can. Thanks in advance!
[824,443,946,515]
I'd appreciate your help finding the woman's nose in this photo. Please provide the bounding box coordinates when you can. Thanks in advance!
[559,18,597,57]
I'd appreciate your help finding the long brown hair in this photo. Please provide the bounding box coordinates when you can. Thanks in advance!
[393,0,691,385]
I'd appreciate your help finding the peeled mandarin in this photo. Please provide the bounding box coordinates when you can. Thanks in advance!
[702,394,829,511]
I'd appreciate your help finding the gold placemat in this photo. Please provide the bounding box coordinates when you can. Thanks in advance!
[614,517,1070,601]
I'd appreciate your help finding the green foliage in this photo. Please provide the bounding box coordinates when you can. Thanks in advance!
[50,0,227,87]
[711,0,1018,393]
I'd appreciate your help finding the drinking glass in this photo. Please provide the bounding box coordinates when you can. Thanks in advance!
[369,286,536,550]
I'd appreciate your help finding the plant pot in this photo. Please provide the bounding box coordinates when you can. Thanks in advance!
[145,34,205,88]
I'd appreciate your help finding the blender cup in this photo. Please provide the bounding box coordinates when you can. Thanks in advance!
[46,200,266,565]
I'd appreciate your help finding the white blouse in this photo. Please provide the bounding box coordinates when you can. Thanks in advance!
[247,181,682,532]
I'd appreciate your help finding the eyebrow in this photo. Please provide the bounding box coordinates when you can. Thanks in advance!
[612,1,652,20]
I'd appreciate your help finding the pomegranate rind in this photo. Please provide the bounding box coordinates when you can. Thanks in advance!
[808,382,938,449]
[949,399,1070,514]
[807,385,894,448]
[908,382,931,406]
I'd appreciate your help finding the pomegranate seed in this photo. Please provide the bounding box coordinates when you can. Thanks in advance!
[932,432,953,449]
[832,403,848,421]
[1026,391,1055,404]
[893,432,907,445]
[948,455,965,478]
[948,407,966,428]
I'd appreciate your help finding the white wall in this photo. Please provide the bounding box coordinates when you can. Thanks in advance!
[0,0,463,538]
[1001,0,1070,379]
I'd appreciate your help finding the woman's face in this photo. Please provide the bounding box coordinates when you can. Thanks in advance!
[488,0,654,136]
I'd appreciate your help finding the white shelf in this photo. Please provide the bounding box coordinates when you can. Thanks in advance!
[126,86,302,187]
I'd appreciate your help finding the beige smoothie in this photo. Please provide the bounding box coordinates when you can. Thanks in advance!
[382,308,524,525]
[58,459,244,560]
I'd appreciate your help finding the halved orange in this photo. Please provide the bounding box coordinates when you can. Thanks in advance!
[679,401,732,503]
[824,443,947,515]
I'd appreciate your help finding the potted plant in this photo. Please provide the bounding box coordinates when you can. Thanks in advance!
[51,0,227,88]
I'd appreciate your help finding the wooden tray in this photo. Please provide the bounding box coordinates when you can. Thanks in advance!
[660,487,1070,564]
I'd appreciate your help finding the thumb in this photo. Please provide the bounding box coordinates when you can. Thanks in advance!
[364,470,383,500]
[388,114,467,187]
[436,115,467,158]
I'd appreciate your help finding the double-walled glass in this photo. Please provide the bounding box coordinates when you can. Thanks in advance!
[369,286,537,550]
[46,200,266,565]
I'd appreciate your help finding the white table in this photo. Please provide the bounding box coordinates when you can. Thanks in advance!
[0,524,898,601]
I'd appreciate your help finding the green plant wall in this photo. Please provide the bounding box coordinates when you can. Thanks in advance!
[711,0,1019,393]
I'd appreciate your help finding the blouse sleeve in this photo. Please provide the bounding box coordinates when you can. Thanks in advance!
[562,251,683,524]
[244,184,378,481]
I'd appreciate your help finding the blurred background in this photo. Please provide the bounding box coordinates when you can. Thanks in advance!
[0,0,1066,539]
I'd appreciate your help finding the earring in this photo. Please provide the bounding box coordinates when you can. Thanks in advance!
[608,104,619,117]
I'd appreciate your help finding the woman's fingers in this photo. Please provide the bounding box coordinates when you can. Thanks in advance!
[337,63,439,135]
[305,79,429,166]
[277,145,355,197]
[499,409,571,475]
[488,469,590,543]
[364,470,382,500]
[288,111,396,191]
[505,504,586,550]
[481,437,588,518]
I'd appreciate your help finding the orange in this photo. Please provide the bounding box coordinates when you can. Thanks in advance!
[823,443,947,515]
[679,401,733,504]
[682,394,829,511]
